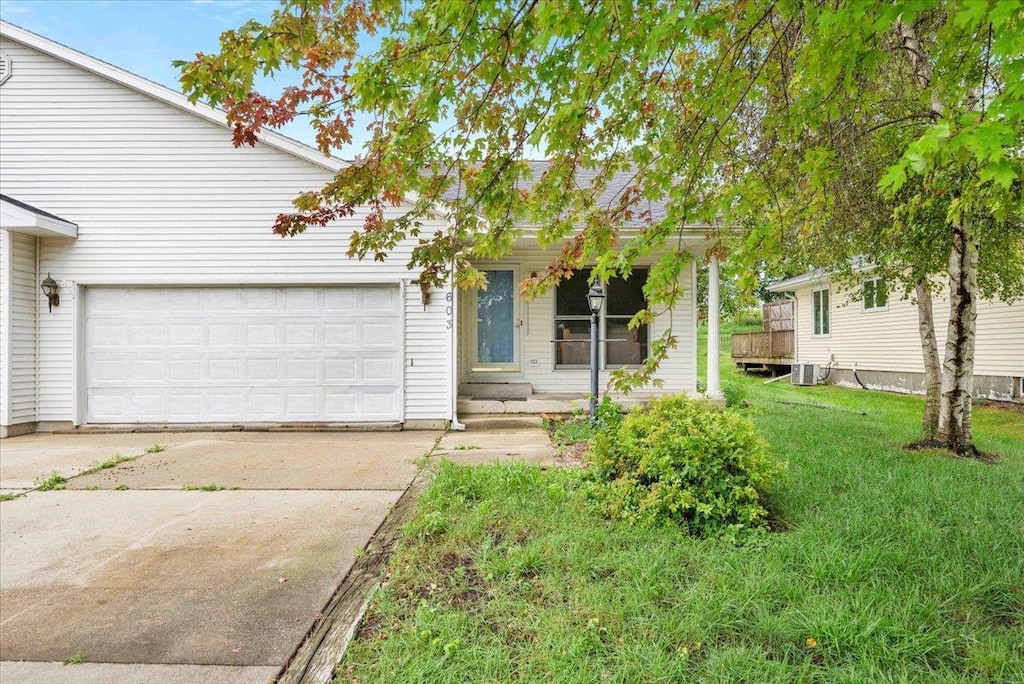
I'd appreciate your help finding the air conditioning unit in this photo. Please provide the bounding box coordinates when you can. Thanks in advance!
[792,363,819,386]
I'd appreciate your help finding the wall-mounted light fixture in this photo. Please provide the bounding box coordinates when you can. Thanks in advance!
[41,273,60,312]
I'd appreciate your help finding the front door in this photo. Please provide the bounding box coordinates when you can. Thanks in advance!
[472,269,519,372]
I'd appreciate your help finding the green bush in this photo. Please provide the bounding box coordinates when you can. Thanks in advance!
[722,379,749,408]
[588,395,782,540]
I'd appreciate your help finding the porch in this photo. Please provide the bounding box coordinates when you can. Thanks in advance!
[454,251,728,418]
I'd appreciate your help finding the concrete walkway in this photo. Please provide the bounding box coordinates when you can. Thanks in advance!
[0,430,440,683]
[433,424,557,466]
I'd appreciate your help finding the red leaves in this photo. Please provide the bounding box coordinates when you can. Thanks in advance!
[272,202,356,237]
[225,92,296,148]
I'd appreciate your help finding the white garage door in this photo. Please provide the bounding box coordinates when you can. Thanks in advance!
[84,286,402,424]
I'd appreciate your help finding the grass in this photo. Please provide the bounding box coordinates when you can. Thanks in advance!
[546,413,595,450]
[145,444,165,454]
[0,492,25,502]
[338,353,1024,682]
[62,650,87,665]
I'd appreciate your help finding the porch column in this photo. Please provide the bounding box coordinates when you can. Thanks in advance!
[706,254,723,399]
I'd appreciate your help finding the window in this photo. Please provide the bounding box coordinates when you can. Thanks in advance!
[554,270,593,366]
[554,269,649,368]
[605,269,649,366]
[812,288,830,336]
[862,277,887,311]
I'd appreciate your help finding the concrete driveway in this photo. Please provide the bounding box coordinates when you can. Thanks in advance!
[0,430,441,683]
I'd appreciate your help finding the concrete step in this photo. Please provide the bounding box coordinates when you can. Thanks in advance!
[458,382,534,400]
[458,397,587,415]
[458,415,545,429]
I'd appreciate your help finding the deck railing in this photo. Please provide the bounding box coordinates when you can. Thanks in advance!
[731,330,795,360]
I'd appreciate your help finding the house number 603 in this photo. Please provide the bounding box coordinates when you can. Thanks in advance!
[445,291,453,329]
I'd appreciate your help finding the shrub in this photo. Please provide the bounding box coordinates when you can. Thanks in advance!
[588,395,782,539]
[722,379,749,409]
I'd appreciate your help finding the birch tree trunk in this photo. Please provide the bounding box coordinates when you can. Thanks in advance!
[897,17,981,455]
[936,220,979,455]
[915,278,941,442]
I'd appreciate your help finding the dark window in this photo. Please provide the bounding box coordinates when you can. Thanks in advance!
[553,268,650,368]
[555,270,592,366]
[606,269,649,366]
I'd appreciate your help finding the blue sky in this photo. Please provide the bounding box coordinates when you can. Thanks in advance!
[1,0,367,152]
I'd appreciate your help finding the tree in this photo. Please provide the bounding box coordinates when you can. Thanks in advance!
[735,6,1024,449]
[177,0,1023,454]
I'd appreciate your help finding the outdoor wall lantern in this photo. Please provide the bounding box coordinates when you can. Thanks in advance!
[41,273,60,312]
[587,283,605,420]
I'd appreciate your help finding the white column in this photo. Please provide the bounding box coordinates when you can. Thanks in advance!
[706,254,722,399]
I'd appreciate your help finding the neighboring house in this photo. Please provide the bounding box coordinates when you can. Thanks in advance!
[0,22,717,437]
[768,271,1024,402]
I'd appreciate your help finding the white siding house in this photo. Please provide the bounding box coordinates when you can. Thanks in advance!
[770,272,1024,402]
[0,22,712,437]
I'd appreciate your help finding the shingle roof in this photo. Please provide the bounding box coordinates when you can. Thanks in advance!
[437,160,673,225]
[0,193,77,226]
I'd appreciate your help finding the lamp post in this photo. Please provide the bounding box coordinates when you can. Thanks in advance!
[587,283,605,421]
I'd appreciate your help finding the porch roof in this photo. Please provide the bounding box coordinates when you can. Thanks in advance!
[0,194,78,238]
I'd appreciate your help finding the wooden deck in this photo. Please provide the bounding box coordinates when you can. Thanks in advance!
[731,330,795,363]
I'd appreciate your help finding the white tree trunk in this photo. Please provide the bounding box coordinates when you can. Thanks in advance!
[915,278,941,442]
[937,220,979,455]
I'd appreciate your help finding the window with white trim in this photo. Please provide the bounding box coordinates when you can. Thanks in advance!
[553,269,650,368]
[862,277,887,311]
[554,269,594,367]
[605,269,649,366]
[812,288,830,336]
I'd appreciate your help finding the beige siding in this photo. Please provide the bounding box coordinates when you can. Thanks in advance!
[461,253,696,395]
[974,299,1024,377]
[0,37,451,423]
[793,280,1023,383]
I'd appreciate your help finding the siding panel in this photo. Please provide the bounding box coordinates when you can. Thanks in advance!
[793,280,1023,390]
[0,230,8,425]
[404,286,452,420]
[3,232,38,424]
[0,37,450,423]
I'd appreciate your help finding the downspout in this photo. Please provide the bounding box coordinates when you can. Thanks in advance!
[449,259,465,431]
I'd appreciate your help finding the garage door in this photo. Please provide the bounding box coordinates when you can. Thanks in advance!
[84,286,402,424]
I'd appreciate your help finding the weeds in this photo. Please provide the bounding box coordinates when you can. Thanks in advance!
[89,453,140,472]
[34,471,67,491]
[62,651,87,665]
[181,484,237,491]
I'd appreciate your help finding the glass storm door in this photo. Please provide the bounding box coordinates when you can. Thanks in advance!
[473,269,519,371]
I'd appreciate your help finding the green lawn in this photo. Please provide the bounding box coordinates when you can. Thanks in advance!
[338,337,1024,683]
